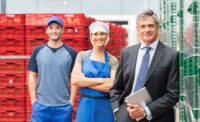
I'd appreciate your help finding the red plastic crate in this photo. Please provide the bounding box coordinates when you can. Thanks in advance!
[0,85,25,97]
[0,48,25,55]
[26,25,89,38]
[113,32,126,40]
[63,26,89,38]
[109,23,127,41]
[25,14,54,25]
[62,37,90,48]
[119,28,127,39]
[26,37,48,55]
[107,52,120,59]
[120,41,127,47]
[26,37,47,47]
[60,14,90,26]
[0,97,25,109]
[75,47,90,52]
[0,14,25,25]
[25,85,32,109]
[25,25,47,37]
[26,110,31,122]
[26,97,32,110]
[107,41,126,48]
[0,60,25,73]
[88,17,96,24]
[0,109,25,122]
[0,73,25,85]
[26,49,34,56]
[0,37,25,48]
[0,26,25,37]
[25,61,29,85]
[25,14,91,26]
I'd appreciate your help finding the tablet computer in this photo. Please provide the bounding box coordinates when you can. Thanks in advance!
[125,87,152,107]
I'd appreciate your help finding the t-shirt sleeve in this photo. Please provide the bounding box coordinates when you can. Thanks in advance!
[109,54,118,71]
[69,50,77,72]
[27,48,39,73]
[75,51,88,64]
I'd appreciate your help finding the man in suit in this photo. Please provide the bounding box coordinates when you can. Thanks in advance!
[110,9,179,122]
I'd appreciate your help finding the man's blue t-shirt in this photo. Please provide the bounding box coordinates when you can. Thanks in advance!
[27,43,76,106]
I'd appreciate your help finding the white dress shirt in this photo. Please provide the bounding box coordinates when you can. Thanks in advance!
[132,39,159,121]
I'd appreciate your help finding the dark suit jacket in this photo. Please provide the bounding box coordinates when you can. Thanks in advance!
[110,41,179,122]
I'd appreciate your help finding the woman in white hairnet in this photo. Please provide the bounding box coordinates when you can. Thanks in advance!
[71,21,118,122]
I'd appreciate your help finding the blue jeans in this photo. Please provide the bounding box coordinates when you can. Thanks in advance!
[30,101,73,122]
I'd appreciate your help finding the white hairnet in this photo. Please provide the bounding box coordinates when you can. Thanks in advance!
[89,21,109,33]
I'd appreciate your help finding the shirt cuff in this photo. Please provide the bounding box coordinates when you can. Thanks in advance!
[113,108,119,120]
[144,106,153,120]
[113,108,119,114]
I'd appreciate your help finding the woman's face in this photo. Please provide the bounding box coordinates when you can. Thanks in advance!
[90,31,108,48]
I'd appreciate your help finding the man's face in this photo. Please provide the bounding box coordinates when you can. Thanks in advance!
[137,16,159,45]
[46,22,63,41]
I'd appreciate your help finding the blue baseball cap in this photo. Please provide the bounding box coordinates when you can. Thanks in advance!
[46,16,63,27]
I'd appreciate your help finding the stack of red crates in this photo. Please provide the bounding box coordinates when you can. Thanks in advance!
[0,14,26,122]
[0,60,26,122]
[0,14,25,55]
[24,60,31,122]
[107,23,127,59]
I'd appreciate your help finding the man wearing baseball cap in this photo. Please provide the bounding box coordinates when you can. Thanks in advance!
[27,16,77,122]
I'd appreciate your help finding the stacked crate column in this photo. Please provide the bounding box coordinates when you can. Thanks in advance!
[0,59,26,122]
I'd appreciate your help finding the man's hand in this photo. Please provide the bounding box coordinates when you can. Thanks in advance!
[127,103,146,120]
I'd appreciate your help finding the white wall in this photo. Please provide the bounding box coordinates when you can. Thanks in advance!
[6,0,160,15]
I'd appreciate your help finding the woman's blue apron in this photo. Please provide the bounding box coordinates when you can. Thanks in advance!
[76,50,114,122]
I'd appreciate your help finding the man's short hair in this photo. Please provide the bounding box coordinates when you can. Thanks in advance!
[136,9,159,26]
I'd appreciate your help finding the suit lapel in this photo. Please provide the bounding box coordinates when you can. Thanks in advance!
[144,41,165,84]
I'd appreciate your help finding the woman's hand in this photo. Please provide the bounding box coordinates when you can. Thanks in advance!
[71,72,85,82]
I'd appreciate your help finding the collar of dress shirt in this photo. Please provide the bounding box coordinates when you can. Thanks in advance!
[139,39,159,50]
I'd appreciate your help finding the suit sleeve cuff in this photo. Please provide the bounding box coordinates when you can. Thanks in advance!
[144,106,153,120]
